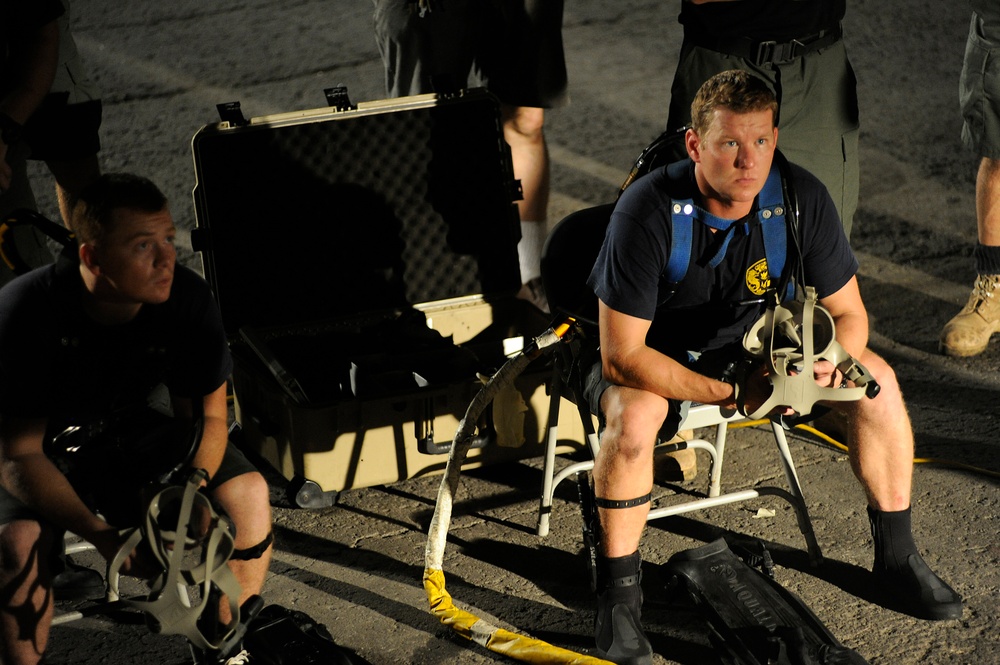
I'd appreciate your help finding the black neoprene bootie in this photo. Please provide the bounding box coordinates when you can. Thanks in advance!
[594,551,653,665]
[868,506,963,620]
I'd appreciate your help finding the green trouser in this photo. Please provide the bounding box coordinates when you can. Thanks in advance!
[667,40,860,239]
[961,6,1000,159]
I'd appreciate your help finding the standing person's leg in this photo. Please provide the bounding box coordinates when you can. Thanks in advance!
[482,0,567,312]
[0,144,50,288]
[941,158,1000,356]
[46,154,101,228]
[770,43,860,238]
[501,104,550,303]
[372,0,478,98]
[942,8,1000,357]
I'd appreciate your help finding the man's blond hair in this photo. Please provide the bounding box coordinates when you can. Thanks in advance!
[690,70,778,135]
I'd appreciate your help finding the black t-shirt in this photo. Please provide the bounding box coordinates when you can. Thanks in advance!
[587,158,857,360]
[679,0,846,44]
[0,255,232,440]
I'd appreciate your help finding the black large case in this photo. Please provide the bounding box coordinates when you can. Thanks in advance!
[190,90,585,504]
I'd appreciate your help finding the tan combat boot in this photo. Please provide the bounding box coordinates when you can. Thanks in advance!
[653,430,698,482]
[940,274,1000,357]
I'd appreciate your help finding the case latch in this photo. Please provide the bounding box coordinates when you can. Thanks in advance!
[324,86,356,112]
[216,102,249,127]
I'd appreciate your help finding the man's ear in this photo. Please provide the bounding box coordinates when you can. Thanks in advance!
[79,242,100,275]
[685,127,701,163]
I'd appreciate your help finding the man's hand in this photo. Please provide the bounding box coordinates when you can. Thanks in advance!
[728,363,781,416]
[812,359,843,389]
[89,527,160,579]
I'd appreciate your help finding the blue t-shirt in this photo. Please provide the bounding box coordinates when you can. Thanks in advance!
[587,158,857,360]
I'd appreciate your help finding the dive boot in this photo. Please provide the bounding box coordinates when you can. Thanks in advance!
[594,553,653,665]
[872,553,963,621]
[868,506,963,620]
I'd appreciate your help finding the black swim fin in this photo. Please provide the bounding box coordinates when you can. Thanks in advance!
[242,604,372,665]
[663,538,868,665]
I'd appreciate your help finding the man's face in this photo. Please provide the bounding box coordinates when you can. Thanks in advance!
[687,107,778,215]
[92,206,177,305]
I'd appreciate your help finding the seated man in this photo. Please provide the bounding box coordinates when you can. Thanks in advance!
[0,173,272,665]
[584,71,962,664]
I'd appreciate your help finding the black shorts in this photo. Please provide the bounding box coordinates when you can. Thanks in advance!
[374,0,569,108]
[0,441,258,527]
[208,442,258,489]
[580,358,688,441]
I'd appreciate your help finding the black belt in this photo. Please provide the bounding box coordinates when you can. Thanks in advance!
[693,23,843,67]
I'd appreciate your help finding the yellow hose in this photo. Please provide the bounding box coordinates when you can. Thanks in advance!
[423,323,614,664]
[423,569,611,663]
[729,419,1000,480]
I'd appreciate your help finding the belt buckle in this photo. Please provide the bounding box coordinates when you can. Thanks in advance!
[754,40,777,66]
[755,38,804,66]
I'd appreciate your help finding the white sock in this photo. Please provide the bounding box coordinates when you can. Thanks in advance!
[517,220,546,284]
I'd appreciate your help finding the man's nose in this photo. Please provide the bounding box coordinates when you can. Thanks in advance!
[736,146,755,169]
[155,241,176,266]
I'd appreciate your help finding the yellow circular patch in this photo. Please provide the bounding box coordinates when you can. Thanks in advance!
[746,258,770,296]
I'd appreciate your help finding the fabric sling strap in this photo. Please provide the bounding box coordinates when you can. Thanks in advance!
[664,159,792,302]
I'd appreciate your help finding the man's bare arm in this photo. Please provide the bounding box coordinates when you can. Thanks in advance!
[178,382,230,484]
[0,416,124,557]
[598,300,736,408]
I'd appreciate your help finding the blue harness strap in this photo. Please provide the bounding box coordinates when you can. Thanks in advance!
[665,161,791,300]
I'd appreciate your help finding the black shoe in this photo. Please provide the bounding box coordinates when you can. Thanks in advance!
[52,559,105,602]
[874,552,963,620]
[595,600,653,665]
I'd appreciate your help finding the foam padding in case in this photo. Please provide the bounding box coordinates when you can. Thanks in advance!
[191,91,521,335]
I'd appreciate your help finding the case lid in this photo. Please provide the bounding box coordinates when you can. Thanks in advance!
[190,90,521,336]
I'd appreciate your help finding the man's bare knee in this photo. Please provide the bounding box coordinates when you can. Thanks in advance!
[600,387,669,461]
[0,521,54,574]
[501,105,545,143]
[211,472,272,547]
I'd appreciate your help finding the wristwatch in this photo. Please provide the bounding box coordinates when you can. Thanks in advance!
[0,112,24,146]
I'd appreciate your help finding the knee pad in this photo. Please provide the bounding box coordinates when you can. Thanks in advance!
[231,531,273,561]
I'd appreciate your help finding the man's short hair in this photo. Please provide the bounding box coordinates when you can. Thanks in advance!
[72,173,168,245]
[689,70,779,135]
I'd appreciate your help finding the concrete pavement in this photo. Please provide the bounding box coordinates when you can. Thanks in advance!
[31,1,1000,664]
